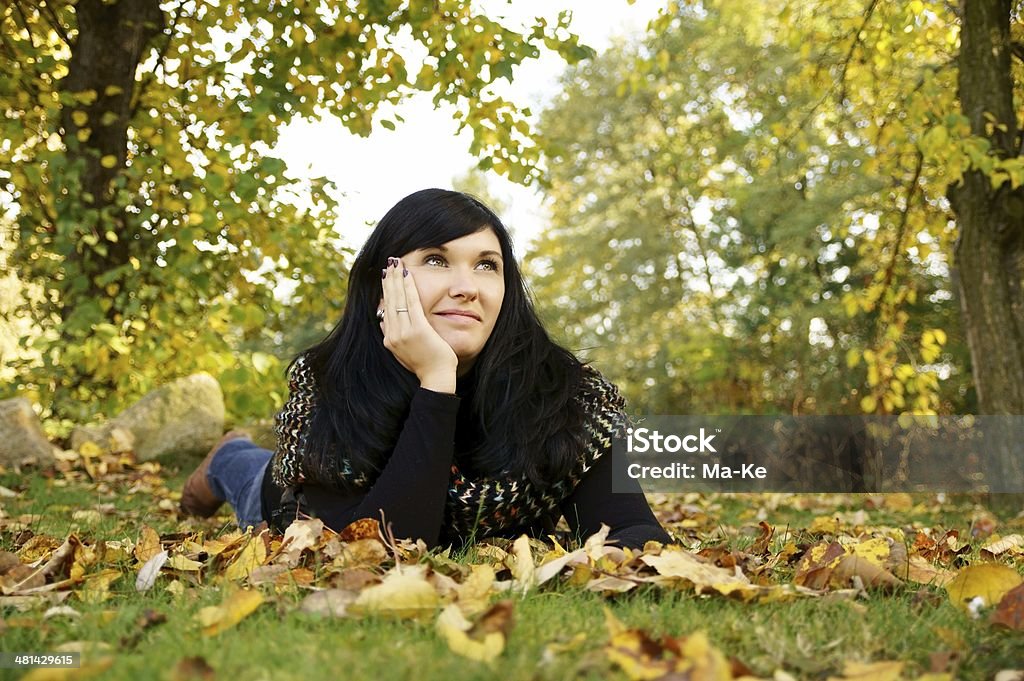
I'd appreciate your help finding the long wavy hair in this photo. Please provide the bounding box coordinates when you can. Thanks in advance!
[297,188,588,490]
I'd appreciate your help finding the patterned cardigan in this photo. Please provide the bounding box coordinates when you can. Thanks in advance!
[268,356,629,539]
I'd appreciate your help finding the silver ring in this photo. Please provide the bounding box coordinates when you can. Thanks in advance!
[376,309,384,322]
[396,308,409,313]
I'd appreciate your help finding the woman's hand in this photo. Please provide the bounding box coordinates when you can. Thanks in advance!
[380,257,458,393]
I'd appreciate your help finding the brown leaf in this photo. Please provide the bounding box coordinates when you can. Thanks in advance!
[794,541,847,589]
[751,521,774,555]
[134,524,161,561]
[0,550,21,574]
[339,518,381,541]
[992,583,1024,630]
[0,564,46,593]
[170,656,216,681]
[830,555,903,592]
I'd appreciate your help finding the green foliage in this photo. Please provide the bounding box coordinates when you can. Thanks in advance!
[530,0,981,415]
[0,0,592,422]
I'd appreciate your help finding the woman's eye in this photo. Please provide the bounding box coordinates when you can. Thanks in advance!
[424,255,446,266]
[477,259,500,271]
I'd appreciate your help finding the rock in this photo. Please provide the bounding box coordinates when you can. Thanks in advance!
[0,398,56,467]
[71,373,225,461]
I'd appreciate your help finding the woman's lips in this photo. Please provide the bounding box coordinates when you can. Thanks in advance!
[435,311,481,323]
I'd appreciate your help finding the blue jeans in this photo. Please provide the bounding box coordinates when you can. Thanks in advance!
[206,438,272,529]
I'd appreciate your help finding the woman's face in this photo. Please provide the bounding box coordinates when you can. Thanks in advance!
[396,228,506,372]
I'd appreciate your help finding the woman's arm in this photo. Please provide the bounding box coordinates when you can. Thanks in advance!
[559,449,672,549]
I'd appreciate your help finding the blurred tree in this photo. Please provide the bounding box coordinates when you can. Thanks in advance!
[530,0,975,415]
[0,0,592,423]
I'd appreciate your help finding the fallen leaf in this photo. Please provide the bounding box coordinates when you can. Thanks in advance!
[509,535,536,593]
[43,605,81,620]
[300,589,357,618]
[339,518,381,541]
[605,626,733,681]
[349,564,440,620]
[224,532,268,581]
[275,518,325,567]
[170,656,216,681]
[641,548,759,599]
[166,554,204,572]
[751,521,774,555]
[197,588,264,636]
[455,564,497,615]
[831,555,903,592]
[982,534,1024,559]
[78,569,121,604]
[135,550,168,592]
[133,524,162,561]
[992,583,1024,630]
[436,600,514,663]
[794,541,847,589]
[946,564,1023,612]
[826,660,904,681]
[541,632,588,665]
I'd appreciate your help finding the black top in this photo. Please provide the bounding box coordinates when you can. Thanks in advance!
[261,387,671,549]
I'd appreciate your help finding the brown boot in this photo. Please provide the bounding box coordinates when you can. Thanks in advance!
[180,430,251,518]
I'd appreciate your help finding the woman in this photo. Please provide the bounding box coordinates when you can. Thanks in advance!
[181,188,671,549]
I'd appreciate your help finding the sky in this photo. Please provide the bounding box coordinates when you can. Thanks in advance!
[272,0,664,258]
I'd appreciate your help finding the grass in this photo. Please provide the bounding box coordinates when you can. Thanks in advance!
[2,458,1024,681]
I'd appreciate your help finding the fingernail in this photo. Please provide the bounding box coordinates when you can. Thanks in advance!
[389,257,398,268]
[403,268,408,277]
[381,268,386,279]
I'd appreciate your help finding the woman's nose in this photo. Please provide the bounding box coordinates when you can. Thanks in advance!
[448,268,479,299]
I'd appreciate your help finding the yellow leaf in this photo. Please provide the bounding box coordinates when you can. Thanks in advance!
[455,564,496,615]
[71,110,88,127]
[510,535,536,592]
[99,155,117,169]
[827,660,904,681]
[197,588,264,636]
[349,564,440,619]
[436,602,508,663]
[946,564,1023,611]
[78,569,121,604]
[166,554,204,572]
[851,538,890,566]
[224,533,267,581]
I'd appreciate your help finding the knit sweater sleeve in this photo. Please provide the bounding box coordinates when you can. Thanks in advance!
[558,368,672,549]
[270,354,317,488]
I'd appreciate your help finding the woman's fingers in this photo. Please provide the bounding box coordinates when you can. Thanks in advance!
[382,257,408,335]
[398,258,427,324]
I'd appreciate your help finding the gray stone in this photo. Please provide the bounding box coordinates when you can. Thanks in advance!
[0,398,56,467]
[71,373,225,461]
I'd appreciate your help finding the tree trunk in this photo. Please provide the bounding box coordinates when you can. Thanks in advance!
[58,0,163,322]
[949,0,1024,511]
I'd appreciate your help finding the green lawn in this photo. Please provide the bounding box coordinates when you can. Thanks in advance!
[2,455,1023,681]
